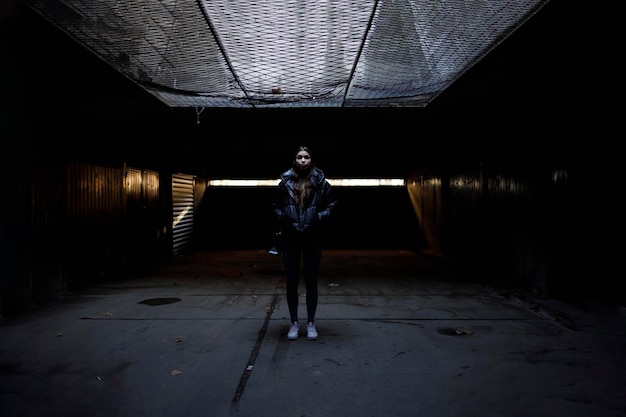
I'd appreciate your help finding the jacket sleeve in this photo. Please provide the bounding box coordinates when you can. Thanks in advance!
[316,180,337,222]
[271,181,285,223]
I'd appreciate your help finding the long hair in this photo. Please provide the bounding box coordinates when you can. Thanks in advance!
[291,145,314,208]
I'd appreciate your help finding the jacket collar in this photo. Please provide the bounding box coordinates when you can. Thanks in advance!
[281,167,324,185]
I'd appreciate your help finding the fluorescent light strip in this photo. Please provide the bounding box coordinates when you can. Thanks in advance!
[208,179,405,187]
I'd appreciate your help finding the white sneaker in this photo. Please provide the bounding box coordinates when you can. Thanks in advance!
[306,322,318,340]
[287,322,299,340]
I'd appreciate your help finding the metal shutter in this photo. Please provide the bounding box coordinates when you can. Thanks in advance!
[172,173,195,256]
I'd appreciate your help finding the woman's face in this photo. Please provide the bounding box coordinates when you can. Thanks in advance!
[295,151,312,171]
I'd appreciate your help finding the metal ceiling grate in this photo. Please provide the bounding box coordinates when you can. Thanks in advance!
[27,0,549,108]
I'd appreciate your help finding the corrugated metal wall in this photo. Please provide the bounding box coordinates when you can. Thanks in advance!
[24,161,66,306]
[405,163,580,300]
[406,175,442,254]
[63,162,165,287]
[66,161,125,287]
[124,167,162,272]
[126,167,159,208]
[172,173,195,256]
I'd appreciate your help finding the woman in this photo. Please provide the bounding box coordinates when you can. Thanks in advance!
[271,146,337,340]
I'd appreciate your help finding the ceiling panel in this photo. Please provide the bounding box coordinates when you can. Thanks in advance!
[26,0,549,108]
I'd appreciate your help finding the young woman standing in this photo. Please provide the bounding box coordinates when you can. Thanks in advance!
[271,146,337,340]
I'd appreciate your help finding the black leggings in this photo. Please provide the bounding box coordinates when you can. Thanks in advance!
[282,230,322,324]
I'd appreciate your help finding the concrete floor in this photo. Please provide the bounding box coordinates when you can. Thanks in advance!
[1,249,625,417]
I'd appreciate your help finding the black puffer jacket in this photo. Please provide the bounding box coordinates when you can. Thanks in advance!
[272,167,337,233]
